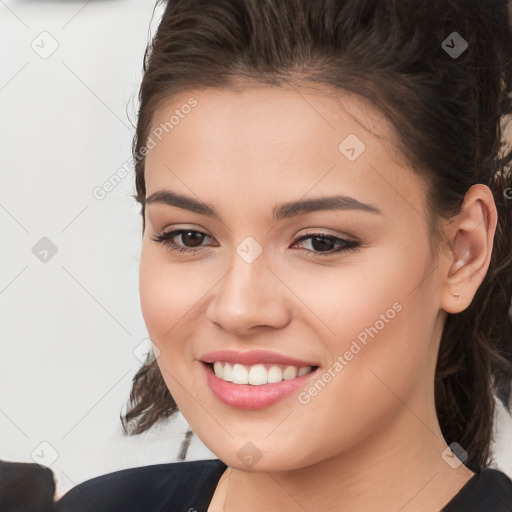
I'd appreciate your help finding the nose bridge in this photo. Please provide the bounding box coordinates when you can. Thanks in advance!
[206,237,291,334]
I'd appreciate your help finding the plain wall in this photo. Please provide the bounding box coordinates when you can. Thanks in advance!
[0,0,216,497]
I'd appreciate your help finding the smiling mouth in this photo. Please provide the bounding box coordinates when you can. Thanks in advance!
[204,361,319,385]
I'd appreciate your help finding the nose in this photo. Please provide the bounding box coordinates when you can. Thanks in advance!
[205,249,292,337]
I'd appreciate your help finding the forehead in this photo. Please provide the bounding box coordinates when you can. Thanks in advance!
[143,85,428,223]
[147,84,391,159]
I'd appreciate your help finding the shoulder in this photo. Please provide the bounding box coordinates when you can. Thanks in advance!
[0,460,56,512]
[442,467,512,512]
[55,459,227,512]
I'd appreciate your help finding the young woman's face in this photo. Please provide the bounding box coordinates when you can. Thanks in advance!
[140,85,448,471]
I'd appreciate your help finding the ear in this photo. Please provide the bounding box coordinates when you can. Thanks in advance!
[440,184,497,314]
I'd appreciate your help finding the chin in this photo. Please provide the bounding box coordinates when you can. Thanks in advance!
[200,434,326,473]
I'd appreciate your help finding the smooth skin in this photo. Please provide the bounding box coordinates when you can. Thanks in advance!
[139,84,496,512]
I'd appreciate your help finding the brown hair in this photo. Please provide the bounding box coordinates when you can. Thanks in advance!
[122,0,512,469]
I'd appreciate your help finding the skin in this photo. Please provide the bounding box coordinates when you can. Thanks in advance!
[139,84,497,512]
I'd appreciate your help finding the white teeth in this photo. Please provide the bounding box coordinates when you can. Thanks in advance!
[297,367,310,377]
[248,364,267,385]
[267,365,283,383]
[211,362,313,385]
[213,361,223,379]
[232,363,249,384]
[283,366,298,380]
[222,363,233,382]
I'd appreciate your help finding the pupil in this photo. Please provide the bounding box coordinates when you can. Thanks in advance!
[311,236,334,252]
[183,231,204,247]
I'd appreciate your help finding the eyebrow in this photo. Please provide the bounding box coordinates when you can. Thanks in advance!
[145,189,381,220]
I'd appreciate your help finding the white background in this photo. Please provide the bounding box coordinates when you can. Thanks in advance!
[0,0,215,498]
[0,0,511,498]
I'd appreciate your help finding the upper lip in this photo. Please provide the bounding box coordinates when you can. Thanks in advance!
[200,349,318,368]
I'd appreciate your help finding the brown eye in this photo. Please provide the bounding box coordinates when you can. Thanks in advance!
[178,230,206,247]
[151,229,214,253]
[291,233,360,256]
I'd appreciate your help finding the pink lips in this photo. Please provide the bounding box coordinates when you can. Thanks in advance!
[200,349,318,368]
[200,350,320,410]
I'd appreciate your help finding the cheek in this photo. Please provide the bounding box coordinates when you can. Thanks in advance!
[278,251,411,350]
[138,249,202,399]
[295,248,434,410]
[138,246,205,345]
[138,255,171,343]
[313,305,435,442]
[292,301,426,461]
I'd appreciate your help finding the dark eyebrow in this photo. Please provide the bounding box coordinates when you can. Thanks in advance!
[274,195,381,219]
[145,190,381,220]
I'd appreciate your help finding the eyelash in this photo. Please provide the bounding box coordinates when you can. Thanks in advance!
[150,228,360,257]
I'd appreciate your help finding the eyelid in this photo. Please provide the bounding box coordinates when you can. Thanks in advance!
[150,227,216,247]
[294,227,357,242]
[150,226,360,257]
[153,225,355,242]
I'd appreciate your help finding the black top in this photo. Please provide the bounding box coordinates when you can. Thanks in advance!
[0,460,55,512]
[54,459,512,512]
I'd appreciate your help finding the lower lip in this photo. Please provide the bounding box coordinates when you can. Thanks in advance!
[202,362,319,409]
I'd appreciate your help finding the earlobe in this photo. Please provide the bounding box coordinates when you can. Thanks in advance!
[440,184,497,314]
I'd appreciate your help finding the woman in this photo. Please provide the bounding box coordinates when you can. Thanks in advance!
[56,0,512,510]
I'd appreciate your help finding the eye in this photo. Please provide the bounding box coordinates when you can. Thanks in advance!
[290,232,360,257]
[150,228,215,254]
[150,228,360,257]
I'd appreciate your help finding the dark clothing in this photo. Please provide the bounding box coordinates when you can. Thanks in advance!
[52,458,512,512]
[441,464,512,511]
[0,460,56,512]
[55,460,226,512]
